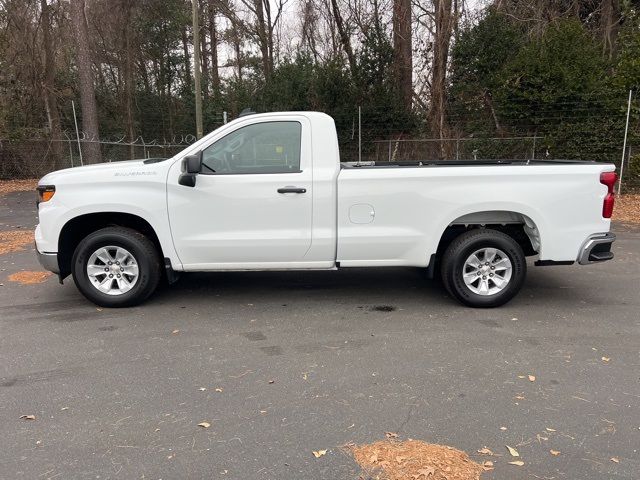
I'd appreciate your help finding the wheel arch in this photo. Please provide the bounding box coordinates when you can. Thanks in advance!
[58,212,164,280]
[434,210,542,264]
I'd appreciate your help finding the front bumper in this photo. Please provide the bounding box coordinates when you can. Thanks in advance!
[577,232,616,265]
[36,247,60,274]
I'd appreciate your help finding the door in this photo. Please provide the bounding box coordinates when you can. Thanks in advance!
[167,118,313,269]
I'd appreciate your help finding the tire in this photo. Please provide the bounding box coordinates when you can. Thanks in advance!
[440,229,526,308]
[71,227,161,307]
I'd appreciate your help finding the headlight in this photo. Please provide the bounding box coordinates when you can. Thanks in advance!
[36,185,56,205]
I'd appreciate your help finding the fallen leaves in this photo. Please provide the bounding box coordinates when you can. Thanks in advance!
[508,460,525,467]
[0,230,34,255]
[506,445,520,457]
[8,271,52,285]
[20,414,36,420]
[476,447,493,455]
[0,179,37,196]
[349,439,484,480]
[482,461,494,471]
[385,432,399,439]
[197,422,211,428]
[171,329,180,334]
[545,428,556,432]
[412,466,435,478]
[312,449,327,458]
[614,194,640,224]
[601,357,611,363]
[610,457,620,463]
[528,375,536,382]
[550,450,561,456]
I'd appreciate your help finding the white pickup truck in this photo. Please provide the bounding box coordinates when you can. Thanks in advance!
[35,111,617,308]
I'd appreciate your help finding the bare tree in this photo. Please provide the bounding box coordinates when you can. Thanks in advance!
[181,25,193,91]
[70,0,101,163]
[330,0,356,75]
[599,0,620,59]
[118,0,136,157]
[429,0,454,158]
[208,0,221,94]
[40,0,64,169]
[393,0,412,111]
[300,0,320,61]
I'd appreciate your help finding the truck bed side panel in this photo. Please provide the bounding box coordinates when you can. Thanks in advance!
[336,164,613,266]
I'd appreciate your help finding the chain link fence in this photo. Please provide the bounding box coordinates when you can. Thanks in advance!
[0,138,189,179]
[2,115,639,192]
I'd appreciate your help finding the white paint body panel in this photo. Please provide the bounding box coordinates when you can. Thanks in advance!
[337,164,612,266]
[35,112,614,274]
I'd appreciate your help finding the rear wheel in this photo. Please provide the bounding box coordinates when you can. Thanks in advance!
[72,227,161,307]
[441,229,526,308]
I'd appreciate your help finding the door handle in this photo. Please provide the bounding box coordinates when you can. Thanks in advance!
[277,187,306,194]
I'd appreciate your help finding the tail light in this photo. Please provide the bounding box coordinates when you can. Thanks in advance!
[600,172,617,218]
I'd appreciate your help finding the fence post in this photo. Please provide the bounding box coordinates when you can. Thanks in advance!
[63,132,74,168]
[223,111,228,124]
[358,106,362,165]
[72,100,83,166]
[618,89,633,195]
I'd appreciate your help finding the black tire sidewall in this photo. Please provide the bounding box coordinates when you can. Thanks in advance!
[445,232,526,308]
[72,229,159,307]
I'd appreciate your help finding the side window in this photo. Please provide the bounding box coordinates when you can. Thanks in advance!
[201,121,302,174]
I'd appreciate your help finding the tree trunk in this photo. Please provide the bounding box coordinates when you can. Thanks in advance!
[120,0,136,158]
[429,0,454,159]
[208,0,220,95]
[254,0,272,79]
[70,0,101,164]
[199,0,209,98]
[392,0,412,111]
[181,26,192,91]
[330,0,356,76]
[600,0,620,60]
[233,27,243,81]
[40,0,64,171]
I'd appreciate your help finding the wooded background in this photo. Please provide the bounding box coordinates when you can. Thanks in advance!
[0,0,639,186]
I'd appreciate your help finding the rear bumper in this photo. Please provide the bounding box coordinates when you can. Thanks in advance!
[577,232,615,265]
[36,247,60,274]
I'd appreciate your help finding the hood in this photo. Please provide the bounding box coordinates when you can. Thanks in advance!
[38,159,165,186]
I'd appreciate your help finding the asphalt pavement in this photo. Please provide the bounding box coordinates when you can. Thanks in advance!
[1,189,639,479]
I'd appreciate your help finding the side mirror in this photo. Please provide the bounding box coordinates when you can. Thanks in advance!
[179,153,201,187]
[184,154,201,174]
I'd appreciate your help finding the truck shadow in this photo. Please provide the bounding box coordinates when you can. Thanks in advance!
[160,267,445,303]
[156,264,595,307]
[158,267,597,306]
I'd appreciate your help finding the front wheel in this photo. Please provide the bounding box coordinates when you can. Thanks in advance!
[440,229,526,308]
[72,227,161,307]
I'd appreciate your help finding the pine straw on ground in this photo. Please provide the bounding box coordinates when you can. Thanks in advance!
[348,440,485,480]
[0,179,38,196]
[614,194,640,224]
[8,271,52,285]
[0,230,35,255]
